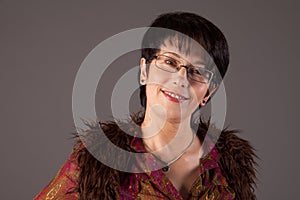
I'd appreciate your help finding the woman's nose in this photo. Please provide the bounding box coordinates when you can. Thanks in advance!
[177,65,188,77]
[173,66,189,87]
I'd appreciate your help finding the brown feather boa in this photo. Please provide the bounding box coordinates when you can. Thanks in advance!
[73,114,258,199]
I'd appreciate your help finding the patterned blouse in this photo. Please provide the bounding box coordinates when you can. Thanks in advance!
[34,136,235,200]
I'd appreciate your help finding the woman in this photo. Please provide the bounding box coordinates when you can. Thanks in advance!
[35,12,257,199]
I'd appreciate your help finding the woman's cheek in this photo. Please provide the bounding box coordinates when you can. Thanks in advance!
[190,86,206,103]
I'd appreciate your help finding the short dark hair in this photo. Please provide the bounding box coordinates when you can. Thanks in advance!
[140,12,229,108]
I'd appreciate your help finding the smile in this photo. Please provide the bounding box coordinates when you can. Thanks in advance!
[161,89,189,102]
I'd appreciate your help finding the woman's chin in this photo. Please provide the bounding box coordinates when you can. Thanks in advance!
[164,110,191,123]
[146,102,193,123]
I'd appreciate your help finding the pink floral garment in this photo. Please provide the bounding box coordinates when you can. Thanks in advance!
[34,138,235,200]
[34,146,80,200]
[120,137,235,199]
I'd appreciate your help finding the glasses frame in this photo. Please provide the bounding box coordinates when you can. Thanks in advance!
[152,53,214,84]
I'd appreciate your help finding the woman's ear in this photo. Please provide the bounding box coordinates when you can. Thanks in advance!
[200,83,217,106]
[139,58,148,85]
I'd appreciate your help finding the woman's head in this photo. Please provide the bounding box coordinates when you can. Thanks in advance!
[139,12,229,111]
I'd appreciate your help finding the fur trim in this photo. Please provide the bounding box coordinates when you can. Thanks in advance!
[217,130,258,200]
[197,120,258,200]
[75,114,258,199]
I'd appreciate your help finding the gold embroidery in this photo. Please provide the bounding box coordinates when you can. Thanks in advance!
[46,183,62,200]
[205,192,215,200]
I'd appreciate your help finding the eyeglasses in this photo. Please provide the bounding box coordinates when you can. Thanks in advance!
[153,54,214,84]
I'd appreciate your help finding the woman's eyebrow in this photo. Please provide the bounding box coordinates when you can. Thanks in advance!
[192,61,207,66]
[162,52,207,66]
[162,52,181,58]
[185,59,207,67]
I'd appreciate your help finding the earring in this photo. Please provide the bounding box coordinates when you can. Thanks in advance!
[202,100,206,104]
[140,79,145,85]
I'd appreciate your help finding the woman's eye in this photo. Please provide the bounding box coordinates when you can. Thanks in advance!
[165,59,177,66]
[189,68,201,75]
[195,69,203,75]
[192,68,209,77]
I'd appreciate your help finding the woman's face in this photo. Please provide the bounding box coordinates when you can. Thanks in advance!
[140,41,215,123]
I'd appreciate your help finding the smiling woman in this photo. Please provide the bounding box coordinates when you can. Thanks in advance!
[34,12,257,200]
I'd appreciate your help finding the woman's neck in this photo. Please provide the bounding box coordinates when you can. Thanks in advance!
[141,110,195,163]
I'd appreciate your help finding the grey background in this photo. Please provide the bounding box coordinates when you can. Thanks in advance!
[0,0,299,199]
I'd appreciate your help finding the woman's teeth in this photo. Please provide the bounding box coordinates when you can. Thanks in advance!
[164,91,185,100]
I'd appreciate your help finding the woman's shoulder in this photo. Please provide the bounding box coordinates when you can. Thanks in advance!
[197,120,258,200]
[75,119,138,149]
[216,128,258,200]
[34,145,81,199]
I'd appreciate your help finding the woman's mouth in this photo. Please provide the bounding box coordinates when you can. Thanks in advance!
[161,89,189,103]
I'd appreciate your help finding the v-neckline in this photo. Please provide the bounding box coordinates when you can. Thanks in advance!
[146,146,220,200]
[129,125,221,199]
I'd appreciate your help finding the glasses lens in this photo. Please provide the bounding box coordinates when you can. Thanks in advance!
[155,54,213,84]
[155,55,179,72]
[188,67,212,83]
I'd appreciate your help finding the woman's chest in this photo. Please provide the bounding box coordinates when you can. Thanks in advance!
[164,152,202,198]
